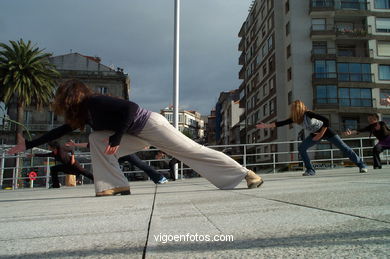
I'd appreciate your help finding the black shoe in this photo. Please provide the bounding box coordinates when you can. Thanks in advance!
[50,185,60,188]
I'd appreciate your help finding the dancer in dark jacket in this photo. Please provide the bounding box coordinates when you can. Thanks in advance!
[257,100,367,176]
[344,113,390,169]
[29,141,94,188]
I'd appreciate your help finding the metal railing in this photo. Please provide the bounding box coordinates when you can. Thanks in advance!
[311,48,373,58]
[314,98,376,108]
[310,0,369,10]
[312,72,373,82]
[0,136,386,190]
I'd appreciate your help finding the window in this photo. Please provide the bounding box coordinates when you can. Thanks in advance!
[263,64,267,76]
[377,41,390,56]
[383,115,390,125]
[288,91,292,104]
[338,88,372,107]
[285,0,290,13]
[312,41,327,54]
[270,99,275,114]
[379,65,390,80]
[337,44,356,57]
[268,15,274,30]
[267,35,274,50]
[287,44,291,58]
[341,0,365,10]
[287,67,292,81]
[376,18,390,33]
[269,77,275,90]
[314,60,336,78]
[268,56,275,72]
[337,63,371,82]
[286,22,290,35]
[312,18,326,31]
[375,0,390,9]
[263,83,269,97]
[342,118,359,131]
[263,103,268,116]
[316,85,337,104]
[99,87,108,94]
[380,89,390,105]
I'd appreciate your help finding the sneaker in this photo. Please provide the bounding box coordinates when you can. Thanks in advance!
[359,167,368,173]
[157,177,168,184]
[302,170,316,176]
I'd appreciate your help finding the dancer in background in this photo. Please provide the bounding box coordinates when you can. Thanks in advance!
[8,79,263,197]
[344,113,390,169]
[257,100,367,176]
[29,141,94,188]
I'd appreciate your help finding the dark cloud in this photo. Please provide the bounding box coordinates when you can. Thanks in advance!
[1,0,251,115]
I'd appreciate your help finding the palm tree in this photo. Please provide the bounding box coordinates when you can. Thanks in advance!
[0,39,59,140]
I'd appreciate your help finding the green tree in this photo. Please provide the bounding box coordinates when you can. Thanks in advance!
[0,39,59,140]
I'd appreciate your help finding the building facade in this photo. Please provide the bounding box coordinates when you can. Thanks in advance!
[0,52,130,145]
[160,106,205,141]
[238,0,390,165]
[216,90,244,145]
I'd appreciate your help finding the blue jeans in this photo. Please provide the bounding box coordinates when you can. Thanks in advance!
[118,154,164,184]
[298,134,366,173]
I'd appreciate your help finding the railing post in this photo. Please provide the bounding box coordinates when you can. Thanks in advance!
[12,168,16,190]
[14,154,20,190]
[331,148,334,168]
[243,144,247,167]
[46,157,50,189]
[273,153,276,174]
[0,152,4,189]
[180,161,183,179]
[359,138,364,161]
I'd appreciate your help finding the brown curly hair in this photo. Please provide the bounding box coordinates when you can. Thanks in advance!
[52,79,93,130]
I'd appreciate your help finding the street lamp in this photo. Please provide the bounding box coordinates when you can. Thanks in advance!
[173,0,180,179]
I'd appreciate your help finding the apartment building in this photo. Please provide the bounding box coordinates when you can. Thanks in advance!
[216,90,244,145]
[238,0,390,165]
[160,106,205,141]
[1,52,130,144]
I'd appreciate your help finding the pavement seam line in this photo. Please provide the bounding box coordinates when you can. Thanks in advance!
[265,198,390,225]
[142,184,158,259]
[191,202,223,234]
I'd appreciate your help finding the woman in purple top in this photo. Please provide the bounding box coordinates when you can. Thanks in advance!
[344,113,390,169]
[8,79,263,196]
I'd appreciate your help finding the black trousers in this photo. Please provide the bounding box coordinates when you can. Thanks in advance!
[51,164,94,188]
[373,144,390,169]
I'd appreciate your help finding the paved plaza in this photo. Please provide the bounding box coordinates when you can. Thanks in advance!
[0,168,389,258]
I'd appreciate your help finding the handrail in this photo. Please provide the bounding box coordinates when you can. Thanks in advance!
[0,136,386,189]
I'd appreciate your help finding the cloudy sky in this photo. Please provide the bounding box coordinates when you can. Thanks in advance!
[1,0,252,115]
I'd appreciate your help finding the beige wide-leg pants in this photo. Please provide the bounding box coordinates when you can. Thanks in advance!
[89,112,248,192]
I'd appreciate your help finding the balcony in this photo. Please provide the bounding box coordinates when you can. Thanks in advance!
[311,25,370,39]
[239,37,245,51]
[310,25,336,37]
[335,27,369,38]
[312,72,374,82]
[239,66,245,80]
[311,47,373,61]
[310,0,368,12]
[314,98,376,109]
[239,52,245,65]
